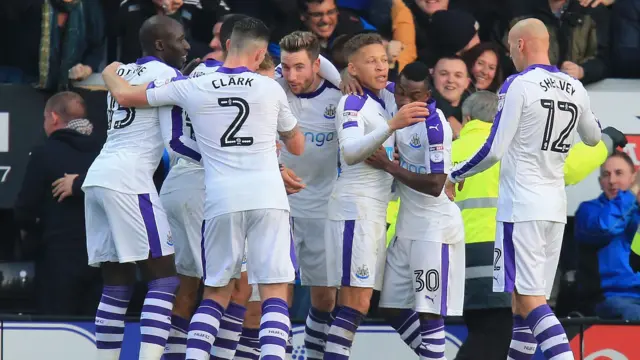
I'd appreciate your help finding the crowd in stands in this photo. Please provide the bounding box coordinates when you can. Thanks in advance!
[1,0,640,321]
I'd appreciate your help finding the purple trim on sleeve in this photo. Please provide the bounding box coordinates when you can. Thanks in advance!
[343,94,367,112]
[169,106,201,162]
[343,121,358,129]
[450,66,536,180]
[426,106,445,173]
[385,82,395,93]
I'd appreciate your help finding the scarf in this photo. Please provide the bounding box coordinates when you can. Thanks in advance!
[65,118,93,136]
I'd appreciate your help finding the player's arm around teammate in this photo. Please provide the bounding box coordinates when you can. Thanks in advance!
[365,65,447,197]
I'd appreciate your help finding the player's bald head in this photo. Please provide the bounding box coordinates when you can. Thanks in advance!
[139,15,183,54]
[507,18,551,71]
[508,18,549,55]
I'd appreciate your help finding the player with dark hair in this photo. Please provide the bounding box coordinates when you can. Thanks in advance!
[82,15,191,360]
[101,17,305,360]
[323,33,430,359]
[365,61,465,360]
[160,13,251,360]
[208,14,250,60]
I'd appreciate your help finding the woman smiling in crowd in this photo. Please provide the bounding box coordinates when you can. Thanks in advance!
[463,42,503,93]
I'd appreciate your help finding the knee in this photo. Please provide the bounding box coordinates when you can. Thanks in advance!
[259,283,289,301]
[174,278,200,317]
[310,288,336,312]
[244,302,262,329]
[231,278,252,306]
[340,289,371,315]
[514,293,546,318]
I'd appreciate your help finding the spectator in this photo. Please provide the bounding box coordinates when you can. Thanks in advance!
[507,0,611,84]
[225,0,295,30]
[429,10,480,59]
[452,91,513,360]
[339,0,417,70]
[389,0,418,71]
[575,152,640,320]
[405,0,479,67]
[206,13,249,61]
[431,55,471,137]
[118,0,217,63]
[14,91,102,316]
[462,42,504,93]
[269,0,371,61]
[0,0,104,90]
[611,0,640,78]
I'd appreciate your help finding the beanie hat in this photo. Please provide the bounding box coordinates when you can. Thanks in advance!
[430,10,480,55]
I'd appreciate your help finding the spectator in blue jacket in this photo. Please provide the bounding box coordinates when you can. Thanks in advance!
[575,151,640,320]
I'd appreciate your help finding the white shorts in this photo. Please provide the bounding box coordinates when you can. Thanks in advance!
[242,233,298,303]
[292,217,330,286]
[493,221,565,299]
[202,209,295,288]
[160,188,204,278]
[379,237,465,316]
[85,186,174,267]
[326,219,387,290]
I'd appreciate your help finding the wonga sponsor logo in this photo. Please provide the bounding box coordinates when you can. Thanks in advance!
[304,131,335,147]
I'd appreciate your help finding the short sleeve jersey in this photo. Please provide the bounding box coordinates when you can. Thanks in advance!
[159,59,222,195]
[146,66,298,219]
[277,78,342,219]
[83,56,180,194]
[450,64,602,223]
[395,99,462,242]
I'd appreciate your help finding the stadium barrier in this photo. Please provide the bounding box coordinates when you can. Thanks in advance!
[0,315,638,359]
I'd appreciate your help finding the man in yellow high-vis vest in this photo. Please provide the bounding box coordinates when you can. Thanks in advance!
[385,90,626,360]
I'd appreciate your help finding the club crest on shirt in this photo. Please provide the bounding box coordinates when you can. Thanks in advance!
[410,133,421,149]
[324,104,337,119]
[166,231,174,247]
[355,265,370,280]
[498,93,506,111]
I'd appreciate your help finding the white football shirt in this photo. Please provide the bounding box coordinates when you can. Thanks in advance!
[83,56,182,194]
[449,64,602,223]
[159,59,223,195]
[277,77,342,219]
[395,99,462,242]
[146,66,298,219]
[328,87,396,223]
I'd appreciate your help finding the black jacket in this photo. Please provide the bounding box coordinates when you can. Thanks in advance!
[14,129,101,249]
[511,0,610,84]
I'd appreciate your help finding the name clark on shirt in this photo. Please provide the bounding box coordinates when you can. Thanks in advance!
[212,76,254,89]
[539,77,576,96]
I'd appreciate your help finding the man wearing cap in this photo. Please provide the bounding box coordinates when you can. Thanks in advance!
[413,9,481,68]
